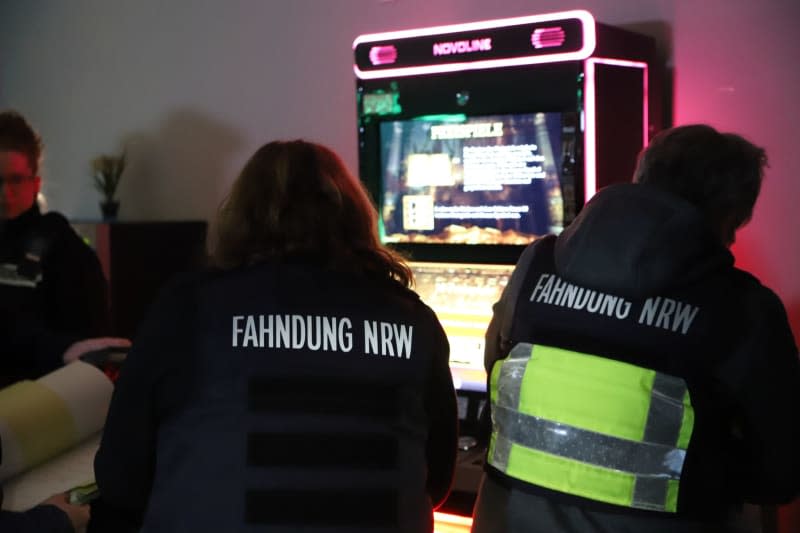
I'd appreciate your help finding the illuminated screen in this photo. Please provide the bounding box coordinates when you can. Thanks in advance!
[410,261,514,392]
[379,112,564,245]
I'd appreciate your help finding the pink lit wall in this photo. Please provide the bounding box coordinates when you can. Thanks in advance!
[672,1,800,344]
[669,4,800,530]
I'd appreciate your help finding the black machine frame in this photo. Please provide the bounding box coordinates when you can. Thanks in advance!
[354,10,661,266]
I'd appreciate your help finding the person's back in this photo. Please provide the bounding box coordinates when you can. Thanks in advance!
[91,140,458,532]
[473,125,800,532]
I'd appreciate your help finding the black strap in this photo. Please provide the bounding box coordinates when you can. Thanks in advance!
[247,432,398,469]
[245,488,398,526]
[248,377,400,418]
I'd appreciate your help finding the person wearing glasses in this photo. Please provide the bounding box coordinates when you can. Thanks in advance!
[0,110,115,387]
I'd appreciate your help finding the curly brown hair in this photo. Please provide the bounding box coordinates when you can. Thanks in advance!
[212,140,412,287]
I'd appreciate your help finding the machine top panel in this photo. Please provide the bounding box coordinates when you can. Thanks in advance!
[354,10,596,79]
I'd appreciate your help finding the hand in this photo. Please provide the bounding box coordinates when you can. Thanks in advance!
[62,337,132,365]
[40,492,90,532]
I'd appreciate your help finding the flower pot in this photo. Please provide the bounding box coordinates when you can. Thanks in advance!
[100,200,120,221]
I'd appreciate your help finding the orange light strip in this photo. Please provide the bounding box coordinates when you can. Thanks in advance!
[434,511,473,533]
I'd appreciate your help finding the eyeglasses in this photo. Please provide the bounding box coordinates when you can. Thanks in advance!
[0,174,35,186]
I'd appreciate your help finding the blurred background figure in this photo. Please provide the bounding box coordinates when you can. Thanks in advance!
[0,110,117,387]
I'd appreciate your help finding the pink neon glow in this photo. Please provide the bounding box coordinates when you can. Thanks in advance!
[582,57,649,202]
[353,10,596,80]
[432,37,492,56]
[531,27,566,49]
[369,45,398,66]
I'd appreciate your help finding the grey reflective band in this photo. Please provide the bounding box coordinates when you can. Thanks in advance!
[493,404,685,478]
[644,372,688,447]
[491,342,532,472]
[632,477,672,511]
[494,342,531,415]
[489,342,693,512]
[491,432,514,473]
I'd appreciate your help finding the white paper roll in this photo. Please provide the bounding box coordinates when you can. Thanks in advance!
[0,361,113,482]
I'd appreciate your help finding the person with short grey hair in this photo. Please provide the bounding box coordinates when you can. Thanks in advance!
[472,124,799,533]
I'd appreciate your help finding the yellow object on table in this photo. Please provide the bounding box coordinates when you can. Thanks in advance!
[0,361,113,510]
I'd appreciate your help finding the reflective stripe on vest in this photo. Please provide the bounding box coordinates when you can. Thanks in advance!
[488,343,694,512]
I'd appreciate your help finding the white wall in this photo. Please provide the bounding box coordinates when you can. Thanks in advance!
[1,0,798,338]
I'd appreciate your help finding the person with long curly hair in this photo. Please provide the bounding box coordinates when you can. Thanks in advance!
[90,140,458,533]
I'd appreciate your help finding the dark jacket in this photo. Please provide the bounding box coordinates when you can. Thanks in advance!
[0,204,110,385]
[476,184,800,532]
[0,505,74,533]
[91,261,458,533]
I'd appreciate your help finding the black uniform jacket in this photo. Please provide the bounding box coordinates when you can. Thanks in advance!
[0,505,73,533]
[480,184,800,531]
[0,204,110,384]
[91,260,458,533]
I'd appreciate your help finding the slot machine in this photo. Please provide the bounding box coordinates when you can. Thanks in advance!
[353,10,661,524]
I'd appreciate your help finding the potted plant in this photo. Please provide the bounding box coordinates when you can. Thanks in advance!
[92,151,126,220]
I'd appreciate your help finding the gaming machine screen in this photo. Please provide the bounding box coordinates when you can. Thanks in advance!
[379,112,564,245]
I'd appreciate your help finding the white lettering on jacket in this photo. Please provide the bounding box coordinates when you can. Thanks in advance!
[529,273,700,335]
[231,314,414,358]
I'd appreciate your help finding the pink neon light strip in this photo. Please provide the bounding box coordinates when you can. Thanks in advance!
[583,57,648,201]
[353,10,596,80]
[531,27,566,48]
[369,45,398,66]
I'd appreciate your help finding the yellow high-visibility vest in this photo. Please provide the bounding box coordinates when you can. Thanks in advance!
[488,343,694,512]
